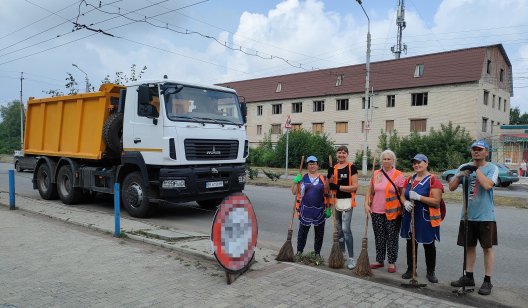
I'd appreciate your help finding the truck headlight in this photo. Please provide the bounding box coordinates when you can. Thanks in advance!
[162,179,186,189]
[238,174,246,183]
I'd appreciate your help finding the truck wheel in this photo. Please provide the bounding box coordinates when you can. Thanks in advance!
[15,162,23,172]
[36,163,58,200]
[57,165,82,205]
[122,171,150,218]
[197,198,224,209]
[103,113,123,154]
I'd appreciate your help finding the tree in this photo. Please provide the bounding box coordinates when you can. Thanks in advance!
[0,100,24,153]
[510,106,528,124]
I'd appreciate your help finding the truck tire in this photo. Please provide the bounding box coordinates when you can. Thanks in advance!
[197,198,224,209]
[15,161,23,172]
[36,163,58,200]
[103,113,123,153]
[121,171,150,218]
[57,165,82,205]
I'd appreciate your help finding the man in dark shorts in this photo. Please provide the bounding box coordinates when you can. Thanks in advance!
[448,140,499,295]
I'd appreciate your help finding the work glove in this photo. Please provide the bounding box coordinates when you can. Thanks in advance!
[325,207,332,218]
[456,170,471,178]
[404,200,413,212]
[327,166,334,179]
[460,164,478,173]
[409,191,422,201]
[293,173,302,184]
[329,183,340,191]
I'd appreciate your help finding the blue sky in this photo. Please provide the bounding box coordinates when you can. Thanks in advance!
[1,0,527,113]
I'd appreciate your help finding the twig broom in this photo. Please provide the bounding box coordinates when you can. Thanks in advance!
[328,155,344,269]
[276,156,304,262]
[353,156,377,277]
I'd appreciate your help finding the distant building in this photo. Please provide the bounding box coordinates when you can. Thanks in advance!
[494,125,528,165]
[220,44,513,158]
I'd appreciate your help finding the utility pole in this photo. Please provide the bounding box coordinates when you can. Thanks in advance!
[391,0,407,59]
[19,72,24,149]
[356,0,371,175]
[72,63,90,92]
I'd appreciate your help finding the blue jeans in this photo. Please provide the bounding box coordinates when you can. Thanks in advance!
[336,208,354,258]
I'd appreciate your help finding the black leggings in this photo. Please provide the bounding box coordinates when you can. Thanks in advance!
[297,221,325,255]
[406,239,436,273]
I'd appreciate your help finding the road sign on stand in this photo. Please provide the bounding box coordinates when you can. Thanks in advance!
[284,115,292,129]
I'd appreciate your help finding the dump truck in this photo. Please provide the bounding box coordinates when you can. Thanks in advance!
[23,80,248,217]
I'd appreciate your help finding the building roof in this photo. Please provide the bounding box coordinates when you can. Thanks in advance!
[220,44,509,103]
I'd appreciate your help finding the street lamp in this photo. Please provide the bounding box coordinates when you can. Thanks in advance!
[356,0,371,175]
[72,63,90,92]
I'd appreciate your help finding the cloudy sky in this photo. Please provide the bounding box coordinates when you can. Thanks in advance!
[1,0,527,113]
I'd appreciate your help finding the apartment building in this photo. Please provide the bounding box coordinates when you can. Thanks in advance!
[220,44,512,156]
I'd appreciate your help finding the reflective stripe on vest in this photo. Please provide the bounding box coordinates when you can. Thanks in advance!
[332,162,356,208]
[375,169,402,220]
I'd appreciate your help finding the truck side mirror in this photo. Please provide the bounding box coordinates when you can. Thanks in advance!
[137,85,150,116]
[240,102,247,124]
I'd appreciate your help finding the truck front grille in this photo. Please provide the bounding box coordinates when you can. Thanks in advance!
[184,139,239,160]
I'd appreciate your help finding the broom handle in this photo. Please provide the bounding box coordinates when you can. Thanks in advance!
[363,155,377,238]
[329,155,338,233]
[411,199,417,279]
[288,156,305,230]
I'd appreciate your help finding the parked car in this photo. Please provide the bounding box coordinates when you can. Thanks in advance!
[13,150,38,172]
[441,162,519,187]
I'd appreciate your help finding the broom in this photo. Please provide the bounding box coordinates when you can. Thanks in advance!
[276,156,304,262]
[328,155,345,269]
[353,156,377,277]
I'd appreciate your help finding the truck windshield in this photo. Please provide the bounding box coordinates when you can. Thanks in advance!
[163,85,243,125]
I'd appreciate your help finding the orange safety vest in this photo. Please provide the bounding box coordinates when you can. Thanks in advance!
[374,169,402,220]
[295,174,328,217]
[331,162,357,208]
[428,175,443,227]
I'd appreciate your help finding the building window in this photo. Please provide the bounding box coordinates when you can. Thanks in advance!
[500,69,504,82]
[291,123,302,130]
[362,97,371,109]
[256,125,262,135]
[336,122,348,133]
[387,95,395,108]
[386,120,394,132]
[482,117,488,132]
[276,82,282,93]
[292,102,302,113]
[271,124,282,134]
[492,94,496,108]
[313,100,325,112]
[335,74,343,86]
[257,105,263,116]
[487,60,491,74]
[483,91,489,106]
[504,99,507,112]
[498,97,502,111]
[411,92,428,106]
[313,123,324,134]
[410,119,427,132]
[414,64,424,77]
[272,104,282,115]
[361,121,365,133]
[491,120,494,134]
[336,99,349,111]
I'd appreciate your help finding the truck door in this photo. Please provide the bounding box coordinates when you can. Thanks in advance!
[123,84,164,165]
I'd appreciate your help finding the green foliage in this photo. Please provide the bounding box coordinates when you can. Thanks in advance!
[0,100,24,153]
[101,64,148,85]
[377,122,472,171]
[353,148,375,170]
[262,169,281,181]
[246,165,259,179]
[510,106,528,124]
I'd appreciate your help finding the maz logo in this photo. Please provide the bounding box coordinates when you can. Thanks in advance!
[206,146,221,155]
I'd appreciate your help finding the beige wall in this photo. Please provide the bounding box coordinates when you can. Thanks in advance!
[247,82,511,157]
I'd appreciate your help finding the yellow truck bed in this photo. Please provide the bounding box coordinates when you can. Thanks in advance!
[23,84,124,160]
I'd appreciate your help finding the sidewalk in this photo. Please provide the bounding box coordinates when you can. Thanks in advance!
[0,193,502,307]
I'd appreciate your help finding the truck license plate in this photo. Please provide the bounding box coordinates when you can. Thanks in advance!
[206,181,224,188]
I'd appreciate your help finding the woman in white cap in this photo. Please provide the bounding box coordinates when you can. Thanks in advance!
[292,155,329,262]
[400,153,444,283]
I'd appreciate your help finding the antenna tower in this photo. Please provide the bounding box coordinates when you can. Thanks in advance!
[391,0,407,59]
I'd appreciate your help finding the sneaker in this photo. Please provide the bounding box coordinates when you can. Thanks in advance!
[478,281,493,295]
[347,258,356,269]
[402,270,412,279]
[451,275,475,288]
[426,271,438,283]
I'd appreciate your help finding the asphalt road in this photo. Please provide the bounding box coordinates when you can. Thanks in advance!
[1,163,527,299]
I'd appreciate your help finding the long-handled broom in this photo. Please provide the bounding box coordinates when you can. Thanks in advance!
[328,155,344,269]
[453,174,474,295]
[401,198,427,288]
[353,156,376,277]
[276,156,304,262]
